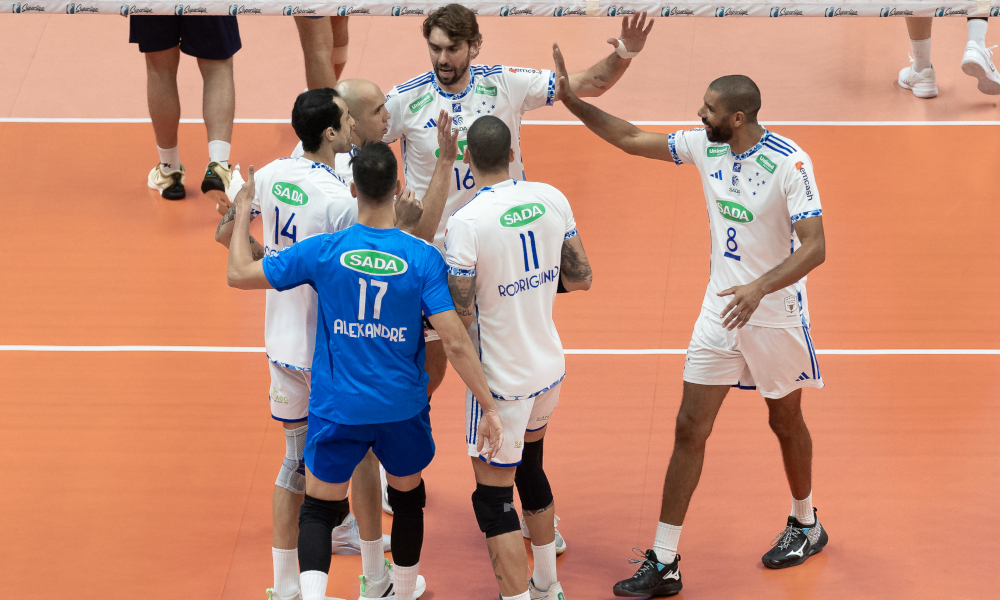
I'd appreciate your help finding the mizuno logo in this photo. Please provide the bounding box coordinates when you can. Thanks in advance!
[787,540,807,557]
[710,170,723,180]
[662,569,680,581]
[423,118,437,128]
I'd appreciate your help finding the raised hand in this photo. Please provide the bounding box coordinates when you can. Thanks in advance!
[234,165,255,212]
[606,11,654,54]
[437,109,460,162]
[552,43,575,103]
[393,187,423,232]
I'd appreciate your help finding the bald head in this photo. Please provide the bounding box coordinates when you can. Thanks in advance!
[707,75,761,121]
[335,79,389,145]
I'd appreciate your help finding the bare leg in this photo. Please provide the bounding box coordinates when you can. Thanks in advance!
[196,57,235,144]
[274,420,307,549]
[144,47,181,150]
[295,16,337,90]
[906,16,933,40]
[424,340,447,397]
[520,426,554,546]
[472,458,528,597]
[765,389,813,501]
[351,449,383,542]
[331,16,349,80]
[658,382,730,525]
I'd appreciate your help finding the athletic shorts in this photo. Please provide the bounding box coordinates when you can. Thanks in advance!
[422,315,440,343]
[466,382,561,467]
[304,406,435,484]
[683,308,824,399]
[129,15,242,59]
[268,361,310,423]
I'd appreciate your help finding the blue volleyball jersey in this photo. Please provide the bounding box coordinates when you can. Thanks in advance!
[262,224,455,425]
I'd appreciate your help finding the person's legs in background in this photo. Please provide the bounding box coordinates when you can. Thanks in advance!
[898,17,938,99]
[961,17,1000,94]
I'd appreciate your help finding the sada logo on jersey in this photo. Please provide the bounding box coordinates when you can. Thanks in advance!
[607,5,637,16]
[823,6,859,16]
[11,3,45,12]
[273,182,309,206]
[341,250,409,276]
[715,6,749,16]
[716,200,755,223]
[553,6,586,16]
[499,5,532,15]
[66,3,100,12]
[769,6,803,16]
[659,6,695,16]
[879,7,913,16]
[174,4,208,14]
[499,203,546,228]
[391,5,424,15]
[229,4,262,14]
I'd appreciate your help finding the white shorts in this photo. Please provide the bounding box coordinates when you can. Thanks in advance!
[268,360,311,422]
[683,308,824,399]
[466,383,561,467]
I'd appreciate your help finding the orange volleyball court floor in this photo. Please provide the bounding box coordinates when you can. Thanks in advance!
[1,13,998,600]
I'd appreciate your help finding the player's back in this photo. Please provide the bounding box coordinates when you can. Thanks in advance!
[445,179,576,399]
[301,225,452,424]
[253,157,358,369]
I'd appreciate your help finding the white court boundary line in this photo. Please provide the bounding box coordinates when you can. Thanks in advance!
[4,118,1000,126]
[0,345,997,355]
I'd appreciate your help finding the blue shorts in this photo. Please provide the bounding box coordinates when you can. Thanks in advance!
[129,15,241,60]
[305,405,435,484]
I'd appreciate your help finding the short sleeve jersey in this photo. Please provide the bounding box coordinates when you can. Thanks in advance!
[444,179,576,399]
[667,129,823,327]
[250,157,358,370]
[262,225,455,425]
[384,65,556,247]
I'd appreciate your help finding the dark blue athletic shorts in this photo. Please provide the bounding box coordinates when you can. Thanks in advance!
[304,405,435,484]
[129,15,241,60]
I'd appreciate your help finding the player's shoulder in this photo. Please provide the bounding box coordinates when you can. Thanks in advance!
[673,127,709,147]
[761,131,806,161]
[389,71,435,97]
[305,160,351,188]
[492,65,546,78]
[259,156,295,175]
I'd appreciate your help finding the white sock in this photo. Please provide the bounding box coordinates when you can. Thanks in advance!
[208,140,231,169]
[299,570,328,600]
[910,38,932,72]
[502,592,530,600]
[792,491,815,525]
[272,548,299,599]
[652,522,682,565]
[360,539,386,582]
[156,145,180,173]
[530,541,558,590]
[391,562,420,600]
[968,18,989,48]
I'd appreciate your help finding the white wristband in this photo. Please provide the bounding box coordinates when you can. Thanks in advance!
[614,39,639,59]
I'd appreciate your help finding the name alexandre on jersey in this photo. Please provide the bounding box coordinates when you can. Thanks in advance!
[331,320,409,342]
[498,265,560,297]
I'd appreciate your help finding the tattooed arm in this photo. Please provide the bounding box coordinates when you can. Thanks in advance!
[447,273,477,329]
[566,12,653,98]
[215,201,265,261]
[560,234,593,292]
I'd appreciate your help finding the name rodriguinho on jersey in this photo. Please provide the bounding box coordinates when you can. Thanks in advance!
[498,265,560,297]
[331,320,409,342]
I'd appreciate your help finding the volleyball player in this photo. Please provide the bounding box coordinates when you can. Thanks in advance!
[551,46,830,596]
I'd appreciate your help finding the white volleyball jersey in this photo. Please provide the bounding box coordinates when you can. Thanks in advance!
[668,129,823,328]
[444,179,576,399]
[290,143,357,183]
[251,157,358,369]
[384,65,556,247]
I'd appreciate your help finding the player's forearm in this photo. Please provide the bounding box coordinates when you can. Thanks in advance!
[215,202,237,246]
[227,204,258,288]
[411,155,453,242]
[754,239,826,296]
[570,53,629,98]
[559,237,593,292]
[562,94,643,153]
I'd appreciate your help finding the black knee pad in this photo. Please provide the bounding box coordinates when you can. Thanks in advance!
[386,479,426,516]
[471,483,519,538]
[514,438,553,512]
[298,494,350,530]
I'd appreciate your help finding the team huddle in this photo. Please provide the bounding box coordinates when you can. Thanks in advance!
[216,5,829,600]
